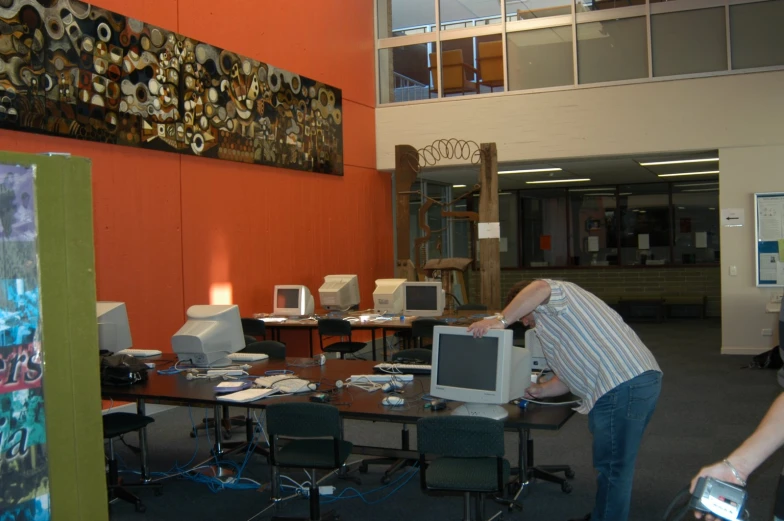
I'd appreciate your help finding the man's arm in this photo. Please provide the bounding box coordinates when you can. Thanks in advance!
[467,280,552,337]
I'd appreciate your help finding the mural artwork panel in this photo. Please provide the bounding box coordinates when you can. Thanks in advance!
[0,1,343,174]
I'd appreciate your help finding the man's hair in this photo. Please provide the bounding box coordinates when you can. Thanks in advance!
[505,280,533,306]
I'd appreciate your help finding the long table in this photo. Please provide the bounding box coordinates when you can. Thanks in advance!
[102,357,575,499]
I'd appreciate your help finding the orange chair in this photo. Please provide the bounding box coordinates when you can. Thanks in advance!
[428,49,479,97]
[477,41,504,93]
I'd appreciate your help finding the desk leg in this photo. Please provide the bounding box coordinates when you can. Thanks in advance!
[511,428,531,499]
[137,399,150,482]
[213,405,223,456]
[371,328,377,362]
[309,329,314,358]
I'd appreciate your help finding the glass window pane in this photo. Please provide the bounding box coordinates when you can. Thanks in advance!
[568,189,618,266]
[522,190,568,267]
[507,26,574,90]
[576,0,645,13]
[672,182,719,264]
[508,0,572,20]
[618,184,670,266]
[477,36,505,93]
[652,8,727,77]
[439,38,481,97]
[379,45,433,104]
[577,17,648,84]
[378,0,435,38]
[439,0,502,30]
[500,192,520,268]
[730,0,784,70]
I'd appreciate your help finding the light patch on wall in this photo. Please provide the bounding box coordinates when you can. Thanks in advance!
[210,283,233,305]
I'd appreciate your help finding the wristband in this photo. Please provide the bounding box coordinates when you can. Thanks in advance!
[722,459,747,487]
[495,314,508,327]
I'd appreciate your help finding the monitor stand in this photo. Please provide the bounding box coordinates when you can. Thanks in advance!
[451,403,509,421]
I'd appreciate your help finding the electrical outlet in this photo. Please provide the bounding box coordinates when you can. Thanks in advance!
[773,294,784,303]
[729,265,738,276]
[762,328,773,336]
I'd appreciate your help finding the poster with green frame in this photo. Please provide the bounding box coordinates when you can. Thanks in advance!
[754,192,784,287]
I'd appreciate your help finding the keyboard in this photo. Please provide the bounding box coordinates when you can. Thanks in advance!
[116,349,162,358]
[374,363,431,375]
[259,317,287,323]
[216,388,278,403]
[228,352,270,362]
[348,374,414,383]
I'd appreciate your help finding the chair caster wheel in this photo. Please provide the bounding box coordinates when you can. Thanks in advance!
[561,481,573,494]
[135,502,146,513]
[381,475,391,485]
[565,469,575,479]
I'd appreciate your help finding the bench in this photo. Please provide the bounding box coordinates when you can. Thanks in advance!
[664,295,707,319]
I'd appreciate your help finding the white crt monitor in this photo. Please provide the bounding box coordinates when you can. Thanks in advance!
[171,304,245,368]
[97,302,133,352]
[524,329,548,371]
[319,275,360,311]
[373,278,407,314]
[430,326,532,420]
[273,285,315,316]
[403,281,445,317]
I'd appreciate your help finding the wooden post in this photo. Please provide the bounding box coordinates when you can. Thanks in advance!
[394,144,418,279]
[478,143,500,309]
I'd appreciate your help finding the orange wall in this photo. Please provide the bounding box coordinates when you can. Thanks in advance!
[0,0,391,354]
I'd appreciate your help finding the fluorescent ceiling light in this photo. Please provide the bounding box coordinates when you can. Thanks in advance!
[674,182,719,187]
[499,167,562,174]
[678,206,685,210]
[709,207,716,210]
[527,178,590,184]
[584,193,615,197]
[499,192,512,196]
[619,192,632,196]
[682,188,719,192]
[453,184,466,188]
[658,170,720,178]
[639,158,719,166]
[570,187,612,192]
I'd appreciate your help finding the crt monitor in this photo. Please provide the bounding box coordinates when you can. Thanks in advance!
[319,275,360,311]
[430,326,532,420]
[524,329,548,372]
[373,278,407,314]
[97,302,133,353]
[171,304,245,368]
[402,281,445,317]
[274,285,315,316]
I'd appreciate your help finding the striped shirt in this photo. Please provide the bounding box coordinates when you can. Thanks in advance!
[532,279,661,414]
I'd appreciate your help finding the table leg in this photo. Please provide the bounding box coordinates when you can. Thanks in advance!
[136,399,150,482]
[308,329,314,358]
[512,427,530,499]
[381,328,389,361]
[213,405,223,456]
[371,328,377,362]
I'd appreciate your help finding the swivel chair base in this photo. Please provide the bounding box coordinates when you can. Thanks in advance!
[190,406,246,439]
[107,460,162,512]
[530,465,574,493]
[271,482,339,521]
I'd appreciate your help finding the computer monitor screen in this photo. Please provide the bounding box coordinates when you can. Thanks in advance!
[430,326,531,420]
[96,302,133,353]
[273,285,315,316]
[171,304,245,367]
[319,274,360,311]
[372,279,407,314]
[402,281,445,317]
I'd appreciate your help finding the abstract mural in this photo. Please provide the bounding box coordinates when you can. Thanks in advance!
[0,1,343,174]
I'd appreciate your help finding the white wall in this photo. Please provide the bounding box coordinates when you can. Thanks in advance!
[376,69,784,354]
[376,70,784,170]
[719,145,784,355]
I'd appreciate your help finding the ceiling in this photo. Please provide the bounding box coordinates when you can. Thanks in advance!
[415,150,721,193]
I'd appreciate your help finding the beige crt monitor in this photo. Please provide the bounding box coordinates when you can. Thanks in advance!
[319,275,360,311]
[373,278,407,314]
[96,301,133,352]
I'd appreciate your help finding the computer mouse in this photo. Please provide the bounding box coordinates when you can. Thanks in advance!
[381,381,403,393]
[382,395,405,406]
[429,399,447,411]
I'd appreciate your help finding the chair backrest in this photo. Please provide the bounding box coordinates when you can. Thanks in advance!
[318,318,352,338]
[411,318,447,340]
[241,317,267,338]
[243,340,286,359]
[392,348,432,364]
[417,416,505,458]
[266,402,342,439]
[244,335,258,346]
[429,49,469,92]
[477,41,503,84]
[456,303,488,311]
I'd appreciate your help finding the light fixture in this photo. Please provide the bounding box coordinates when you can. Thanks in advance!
[709,207,716,210]
[570,187,612,192]
[526,178,590,184]
[619,192,632,196]
[678,206,686,210]
[584,193,615,197]
[499,167,562,174]
[453,184,466,188]
[639,158,719,166]
[499,192,512,196]
[657,170,719,178]
[682,188,719,192]
[674,182,719,188]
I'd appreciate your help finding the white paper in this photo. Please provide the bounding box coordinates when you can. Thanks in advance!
[760,253,778,281]
[721,208,745,227]
[637,234,650,250]
[758,197,784,241]
[500,237,508,252]
[478,222,501,239]
[695,232,707,249]
[587,236,600,252]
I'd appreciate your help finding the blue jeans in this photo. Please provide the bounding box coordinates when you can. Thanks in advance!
[588,370,662,521]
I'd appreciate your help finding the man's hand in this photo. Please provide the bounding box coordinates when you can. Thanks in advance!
[689,461,747,520]
[466,317,504,338]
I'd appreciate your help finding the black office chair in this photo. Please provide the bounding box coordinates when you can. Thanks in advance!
[103,412,162,512]
[392,348,432,364]
[456,303,488,311]
[266,403,353,521]
[244,340,287,359]
[241,317,267,341]
[411,318,447,349]
[418,415,519,521]
[317,318,365,359]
